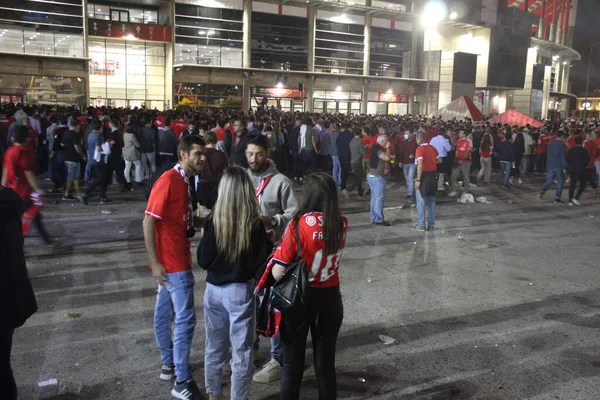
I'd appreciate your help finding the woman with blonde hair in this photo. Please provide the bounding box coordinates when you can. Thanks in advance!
[197,166,273,400]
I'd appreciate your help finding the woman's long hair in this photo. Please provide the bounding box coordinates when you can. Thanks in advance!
[213,166,261,262]
[295,173,343,255]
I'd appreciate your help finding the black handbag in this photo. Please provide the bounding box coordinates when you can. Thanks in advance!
[270,221,310,326]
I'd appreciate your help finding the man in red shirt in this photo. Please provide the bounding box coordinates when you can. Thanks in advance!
[584,131,599,192]
[448,129,473,196]
[534,129,549,173]
[1,126,53,244]
[360,127,373,193]
[143,135,206,400]
[413,130,441,231]
[170,113,187,141]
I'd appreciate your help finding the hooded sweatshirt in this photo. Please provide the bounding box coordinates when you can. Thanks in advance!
[247,160,298,240]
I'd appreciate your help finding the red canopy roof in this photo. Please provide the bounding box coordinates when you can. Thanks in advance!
[431,96,483,122]
[490,110,544,128]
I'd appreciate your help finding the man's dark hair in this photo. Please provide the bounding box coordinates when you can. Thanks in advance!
[109,119,120,128]
[177,135,206,159]
[323,120,331,129]
[575,136,583,145]
[49,116,58,124]
[68,119,80,129]
[59,115,69,125]
[353,128,362,137]
[203,130,217,145]
[504,133,512,142]
[90,119,102,131]
[13,126,29,144]
[247,133,270,151]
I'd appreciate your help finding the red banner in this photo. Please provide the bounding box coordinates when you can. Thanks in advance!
[255,88,306,99]
[378,93,409,103]
[89,19,172,42]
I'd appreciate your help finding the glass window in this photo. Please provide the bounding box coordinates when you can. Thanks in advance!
[129,9,144,24]
[175,83,241,109]
[95,5,110,20]
[145,10,158,24]
[0,73,85,105]
[0,27,84,57]
[369,27,411,78]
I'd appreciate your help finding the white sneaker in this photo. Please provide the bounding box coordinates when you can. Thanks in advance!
[518,178,523,185]
[572,198,580,206]
[447,191,458,197]
[253,359,282,383]
[341,189,349,198]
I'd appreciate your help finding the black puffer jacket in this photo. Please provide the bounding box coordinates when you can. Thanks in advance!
[0,187,38,329]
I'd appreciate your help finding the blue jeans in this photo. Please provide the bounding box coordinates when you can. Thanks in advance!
[498,162,511,185]
[403,163,416,196]
[541,167,564,199]
[332,156,341,187]
[416,188,436,228]
[271,334,282,361]
[367,174,386,223]
[595,161,600,186]
[204,281,255,399]
[84,149,93,180]
[154,270,196,382]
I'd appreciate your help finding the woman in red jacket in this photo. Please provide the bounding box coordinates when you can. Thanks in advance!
[266,173,348,400]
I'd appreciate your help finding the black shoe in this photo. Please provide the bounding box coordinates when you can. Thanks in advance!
[100,198,113,204]
[374,221,391,226]
[171,379,203,400]
[79,194,88,205]
[49,187,64,194]
[136,181,145,187]
[426,226,435,231]
[411,224,426,232]
[62,195,76,201]
[119,186,130,193]
[554,198,564,204]
[159,365,175,381]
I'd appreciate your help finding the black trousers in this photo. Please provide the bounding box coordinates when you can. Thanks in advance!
[107,153,125,186]
[85,163,108,199]
[280,285,343,400]
[569,170,587,201]
[292,152,303,179]
[340,157,351,191]
[585,168,598,190]
[0,329,16,400]
[317,154,332,173]
[197,181,218,209]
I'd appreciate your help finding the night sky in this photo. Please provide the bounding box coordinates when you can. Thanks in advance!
[570,0,600,96]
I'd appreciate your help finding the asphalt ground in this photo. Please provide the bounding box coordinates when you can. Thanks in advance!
[10,171,600,400]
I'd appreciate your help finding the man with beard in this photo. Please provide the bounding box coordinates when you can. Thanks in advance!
[245,134,298,385]
[143,135,207,400]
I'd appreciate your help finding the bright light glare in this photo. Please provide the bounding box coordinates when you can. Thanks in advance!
[336,85,342,91]
[125,34,136,40]
[422,0,448,27]
[387,88,393,94]
[208,30,216,35]
[276,82,284,88]
[198,30,206,35]
[449,11,458,20]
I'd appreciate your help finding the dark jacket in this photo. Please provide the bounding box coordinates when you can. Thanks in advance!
[566,146,589,173]
[224,131,249,168]
[200,147,229,183]
[336,130,353,161]
[496,140,515,163]
[0,187,37,329]
[157,128,177,158]
[397,138,418,165]
[138,126,156,153]
[197,217,273,285]
[546,139,568,170]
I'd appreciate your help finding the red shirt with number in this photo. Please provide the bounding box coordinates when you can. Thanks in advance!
[2,144,35,200]
[455,139,472,162]
[271,212,348,289]
[145,168,192,273]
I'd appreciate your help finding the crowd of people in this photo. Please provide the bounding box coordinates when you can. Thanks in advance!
[1,101,600,400]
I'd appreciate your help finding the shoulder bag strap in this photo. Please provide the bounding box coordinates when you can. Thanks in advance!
[295,218,302,259]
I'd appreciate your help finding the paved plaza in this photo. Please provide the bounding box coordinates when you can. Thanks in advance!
[12,177,600,400]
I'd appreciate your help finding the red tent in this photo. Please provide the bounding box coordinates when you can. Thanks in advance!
[430,96,483,122]
[490,110,544,128]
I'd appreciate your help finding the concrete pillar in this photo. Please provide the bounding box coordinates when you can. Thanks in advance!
[306,78,314,112]
[561,62,570,93]
[242,75,251,111]
[361,79,368,114]
[555,8,564,45]
[541,65,552,119]
[407,83,413,114]
[82,0,90,106]
[555,62,562,92]
[363,0,372,76]
[549,24,556,42]
[537,17,544,39]
[164,0,175,109]
[307,7,316,72]
[242,0,251,68]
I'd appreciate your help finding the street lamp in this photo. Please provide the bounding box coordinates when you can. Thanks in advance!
[422,0,447,115]
[583,42,600,120]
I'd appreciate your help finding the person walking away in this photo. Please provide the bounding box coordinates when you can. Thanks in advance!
[106,119,126,192]
[367,135,392,226]
[349,128,366,196]
[123,125,142,190]
[288,119,302,182]
[45,116,58,180]
[246,134,298,384]
[512,130,525,185]
[412,131,441,231]
[429,128,452,191]
[198,166,273,400]
[158,117,178,166]
[0,186,38,400]
[316,121,331,176]
[197,131,228,210]
[566,136,590,206]
[257,173,348,400]
[139,118,157,181]
[534,129,549,174]
[79,119,112,205]
[61,119,87,200]
[537,132,568,204]
[49,116,69,192]
[448,129,472,196]
[496,134,515,187]
[1,127,53,245]
[328,123,341,187]
[522,128,534,175]
[336,123,354,198]
[143,135,207,400]
[583,131,599,193]
[477,133,493,184]
[299,119,317,175]
[398,130,418,201]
